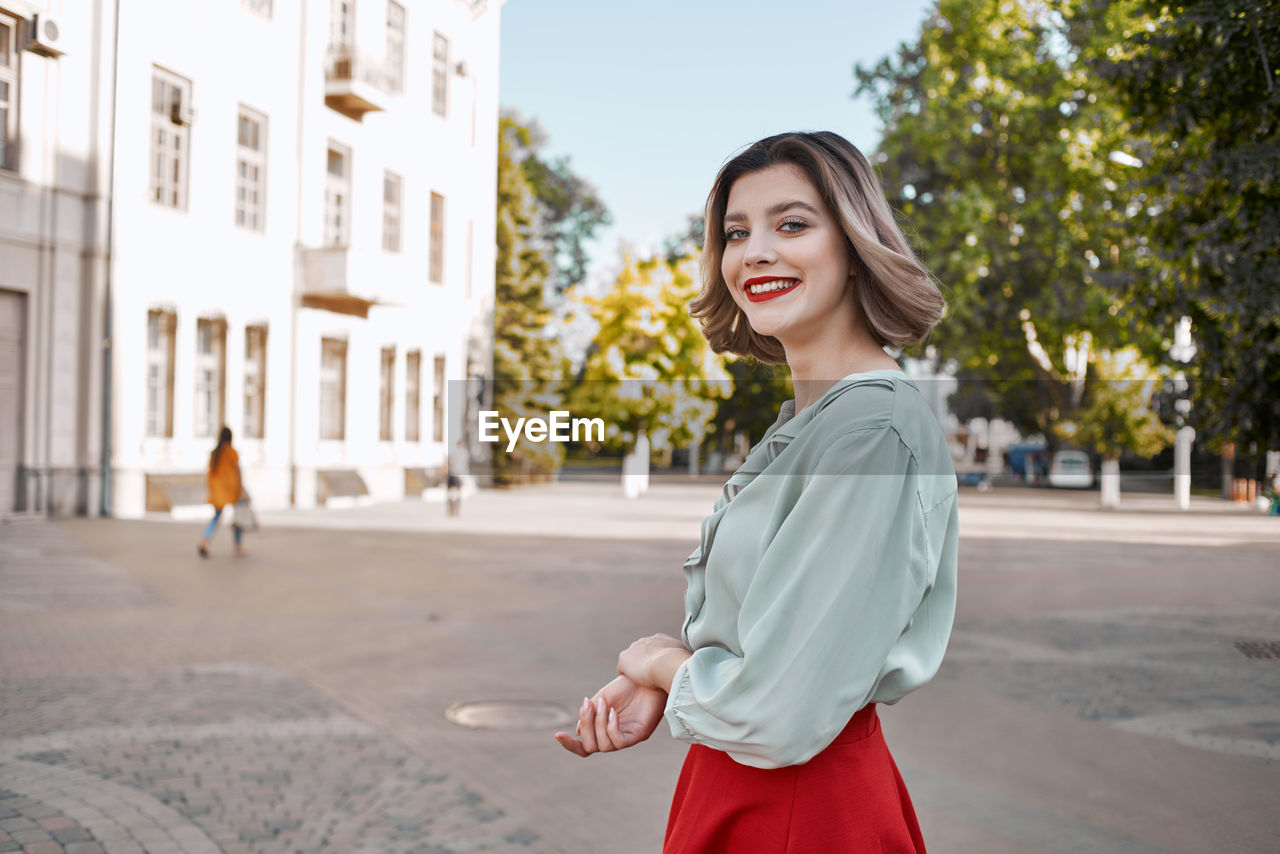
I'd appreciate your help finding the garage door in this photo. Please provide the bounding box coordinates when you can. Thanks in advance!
[0,290,25,514]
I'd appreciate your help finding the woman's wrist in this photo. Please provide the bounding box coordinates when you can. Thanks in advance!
[650,647,692,693]
[618,634,693,692]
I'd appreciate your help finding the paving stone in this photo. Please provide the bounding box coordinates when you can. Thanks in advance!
[19,841,64,854]
[6,831,51,845]
[101,842,141,854]
[31,821,71,834]
[46,829,89,845]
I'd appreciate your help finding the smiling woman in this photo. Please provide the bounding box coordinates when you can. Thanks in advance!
[555,132,957,854]
[694,131,944,370]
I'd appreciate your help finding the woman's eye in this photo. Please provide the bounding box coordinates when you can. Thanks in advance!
[779,218,808,233]
[724,227,748,242]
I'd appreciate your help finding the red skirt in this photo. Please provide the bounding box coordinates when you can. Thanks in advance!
[663,704,926,853]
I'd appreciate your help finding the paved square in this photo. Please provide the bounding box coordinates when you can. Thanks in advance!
[1,484,1278,853]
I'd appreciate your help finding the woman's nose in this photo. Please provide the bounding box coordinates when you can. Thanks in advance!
[743,232,775,266]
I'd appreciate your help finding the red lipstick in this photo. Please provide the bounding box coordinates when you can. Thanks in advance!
[744,276,801,303]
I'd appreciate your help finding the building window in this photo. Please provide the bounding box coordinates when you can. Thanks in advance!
[150,68,193,209]
[431,32,449,117]
[429,191,445,283]
[325,142,351,247]
[244,324,267,439]
[383,171,402,253]
[432,355,445,442]
[242,0,272,17]
[379,346,395,441]
[331,0,355,49]
[320,337,347,440]
[405,350,421,441]
[145,309,176,438]
[0,12,18,172]
[195,318,227,439]
[235,107,267,232]
[386,2,406,95]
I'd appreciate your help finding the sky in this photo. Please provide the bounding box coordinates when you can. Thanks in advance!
[498,0,937,287]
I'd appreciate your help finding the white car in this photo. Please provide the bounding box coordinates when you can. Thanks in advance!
[1048,450,1093,488]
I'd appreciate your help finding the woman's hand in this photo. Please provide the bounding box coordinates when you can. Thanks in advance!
[618,634,692,692]
[554,675,666,758]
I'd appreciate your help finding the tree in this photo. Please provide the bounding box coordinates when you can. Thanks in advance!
[501,110,612,297]
[492,115,570,482]
[854,0,1160,437]
[661,214,706,264]
[1057,347,1175,506]
[491,113,615,482]
[570,253,728,461]
[710,358,793,454]
[1086,0,1280,478]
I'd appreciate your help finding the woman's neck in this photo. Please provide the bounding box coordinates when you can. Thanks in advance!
[784,329,900,412]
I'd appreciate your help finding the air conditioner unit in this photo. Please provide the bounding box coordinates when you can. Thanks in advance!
[26,14,65,58]
[169,99,195,127]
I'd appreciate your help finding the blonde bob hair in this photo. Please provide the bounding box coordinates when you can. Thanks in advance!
[690,131,944,365]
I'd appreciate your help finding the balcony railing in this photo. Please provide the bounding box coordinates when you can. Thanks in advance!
[323,46,390,120]
[300,246,383,318]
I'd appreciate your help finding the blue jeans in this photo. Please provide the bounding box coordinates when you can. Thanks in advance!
[204,507,243,546]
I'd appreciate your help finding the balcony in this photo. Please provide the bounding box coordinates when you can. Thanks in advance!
[324,46,390,120]
[300,246,385,318]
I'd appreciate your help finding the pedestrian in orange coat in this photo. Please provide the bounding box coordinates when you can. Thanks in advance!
[197,426,247,558]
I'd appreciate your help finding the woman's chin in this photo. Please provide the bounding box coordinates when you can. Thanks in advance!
[740,311,787,340]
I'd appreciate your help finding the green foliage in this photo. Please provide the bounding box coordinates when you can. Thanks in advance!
[492,115,569,482]
[854,0,1159,435]
[491,113,618,481]
[500,110,612,296]
[661,214,707,265]
[1056,347,1175,460]
[570,253,728,455]
[1086,0,1280,469]
[711,359,793,450]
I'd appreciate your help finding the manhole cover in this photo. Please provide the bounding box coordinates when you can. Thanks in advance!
[445,700,575,730]
[1234,641,1280,660]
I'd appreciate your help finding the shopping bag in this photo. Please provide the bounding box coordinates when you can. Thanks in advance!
[232,498,259,534]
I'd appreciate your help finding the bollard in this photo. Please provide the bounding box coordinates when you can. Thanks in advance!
[1174,426,1193,510]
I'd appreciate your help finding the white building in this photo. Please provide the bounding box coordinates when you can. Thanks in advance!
[0,2,109,517]
[0,0,500,518]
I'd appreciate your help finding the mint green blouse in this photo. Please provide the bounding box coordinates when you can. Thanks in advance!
[663,370,959,769]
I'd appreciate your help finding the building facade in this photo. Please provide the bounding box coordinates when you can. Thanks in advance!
[0,0,110,517]
[0,0,500,518]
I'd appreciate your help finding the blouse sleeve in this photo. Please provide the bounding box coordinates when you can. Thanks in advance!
[663,425,952,769]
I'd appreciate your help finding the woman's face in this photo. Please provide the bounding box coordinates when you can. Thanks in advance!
[720,163,859,353]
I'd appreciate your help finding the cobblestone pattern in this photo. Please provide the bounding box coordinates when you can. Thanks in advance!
[943,609,1280,752]
[0,524,165,614]
[0,665,334,740]
[0,787,104,854]
[0,667,541,853]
